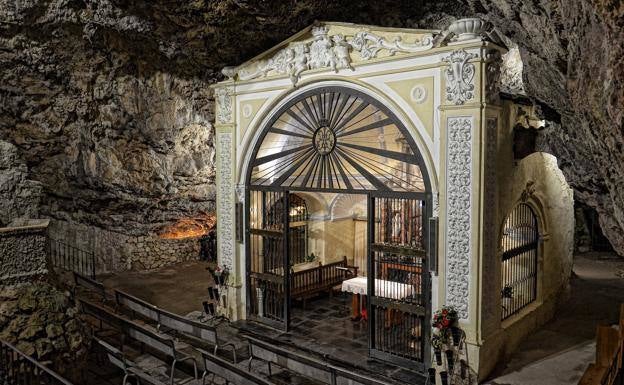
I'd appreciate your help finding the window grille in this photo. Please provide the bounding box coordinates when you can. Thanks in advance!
[501,203,539,320]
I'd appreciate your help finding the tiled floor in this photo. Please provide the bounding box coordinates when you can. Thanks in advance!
[236,294,427,384]
[288,294,369,363]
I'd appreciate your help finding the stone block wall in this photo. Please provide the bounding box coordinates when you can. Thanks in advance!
[124,236,201,270]
[49,220,201,273]
[0,220,50,284]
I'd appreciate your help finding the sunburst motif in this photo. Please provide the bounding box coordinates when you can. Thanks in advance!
[250,87,425,192]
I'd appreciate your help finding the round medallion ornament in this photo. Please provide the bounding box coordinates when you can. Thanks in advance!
[313,123,336,155]
[410,85,427,104]
[242,104,253,118]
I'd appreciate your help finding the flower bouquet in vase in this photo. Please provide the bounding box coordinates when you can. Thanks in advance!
[433,305,461,346]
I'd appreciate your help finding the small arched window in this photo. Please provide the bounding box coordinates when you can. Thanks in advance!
[501,203,539,320]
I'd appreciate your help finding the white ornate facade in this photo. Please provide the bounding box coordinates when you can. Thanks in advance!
[211,19,571,381]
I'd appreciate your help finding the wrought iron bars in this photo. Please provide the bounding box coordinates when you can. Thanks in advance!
[48,238,96,279]
[500,203,539,320]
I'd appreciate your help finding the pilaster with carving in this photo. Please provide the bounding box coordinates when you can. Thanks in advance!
[482,117,499,332]
[215,86,234,124]
[445,116,473,320]
[485,51,502,104]
[443,49,478,105]
[217,132,234,270]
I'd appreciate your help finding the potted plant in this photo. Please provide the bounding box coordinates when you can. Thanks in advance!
[305,252,317,263]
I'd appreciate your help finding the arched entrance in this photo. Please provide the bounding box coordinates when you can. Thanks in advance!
[245,85,432,369]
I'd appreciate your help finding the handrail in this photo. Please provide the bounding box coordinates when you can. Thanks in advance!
[48,237,96,278]
[0,339,74,385]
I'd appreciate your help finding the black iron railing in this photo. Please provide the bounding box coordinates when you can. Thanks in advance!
[0,340,73,385]
[48,238,96,279]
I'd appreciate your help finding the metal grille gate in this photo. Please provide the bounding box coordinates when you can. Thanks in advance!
[244,85,434,369]
[368,194,430,370]
[247,189,290,330]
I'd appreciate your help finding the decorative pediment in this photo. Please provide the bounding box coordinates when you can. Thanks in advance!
[222,23,436,86]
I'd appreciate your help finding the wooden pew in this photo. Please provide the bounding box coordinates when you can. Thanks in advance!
[96,338,168,385]
[245,335,394,385]
[115,289,160,322]
[579,304,624,385]
[73,272,107,301]
[290,256,355,307]
[246,335,333,383]
[114,289,235,361]
[79,299,198,385]
[157,308,237,362]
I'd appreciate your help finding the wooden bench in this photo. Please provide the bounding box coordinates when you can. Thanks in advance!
[80,298,126,335]
[123,317,199,385]
[246,336,394,385]
[158,308,237,362]
[246,335,333,383]
[73,272,106,301]
[96,337,168,385]
[79,300,198,385]
[290,257,356,307]
[330,365,394,385]
[579,304,624,385]
[114,289,235,361]
[198,347,273,385]
[115,289,160,322]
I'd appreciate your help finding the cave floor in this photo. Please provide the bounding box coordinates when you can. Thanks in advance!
[484,251,624,385]
[100,259,214,315]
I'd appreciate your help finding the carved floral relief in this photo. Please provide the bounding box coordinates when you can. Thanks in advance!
[446,116,473,320]
[218,133,234,268]
[443,49,478,105]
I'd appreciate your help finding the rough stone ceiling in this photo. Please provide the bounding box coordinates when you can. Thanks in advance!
[0,0,622,253]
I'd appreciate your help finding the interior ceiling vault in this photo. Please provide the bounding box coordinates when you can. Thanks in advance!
[0,0,622,253]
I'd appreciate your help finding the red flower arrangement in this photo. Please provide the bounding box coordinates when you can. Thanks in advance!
[433,306,458,331]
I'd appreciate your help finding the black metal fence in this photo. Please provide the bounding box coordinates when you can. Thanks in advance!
[47,238,96,279]
[501,203,539,320]
[0,340,73,385]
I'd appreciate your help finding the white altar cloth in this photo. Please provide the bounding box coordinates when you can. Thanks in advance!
[341,277,414,300]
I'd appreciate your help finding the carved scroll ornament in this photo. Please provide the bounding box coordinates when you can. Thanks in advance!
[223,25,434,86]
[443,49,478,105]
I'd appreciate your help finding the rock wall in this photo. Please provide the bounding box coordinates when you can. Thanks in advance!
[0,221,50,284]
[0,0,621,255]
[0,0,217,237]
[0,283,91,381]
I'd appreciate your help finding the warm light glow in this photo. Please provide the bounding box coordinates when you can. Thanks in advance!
[158,214,216,239]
